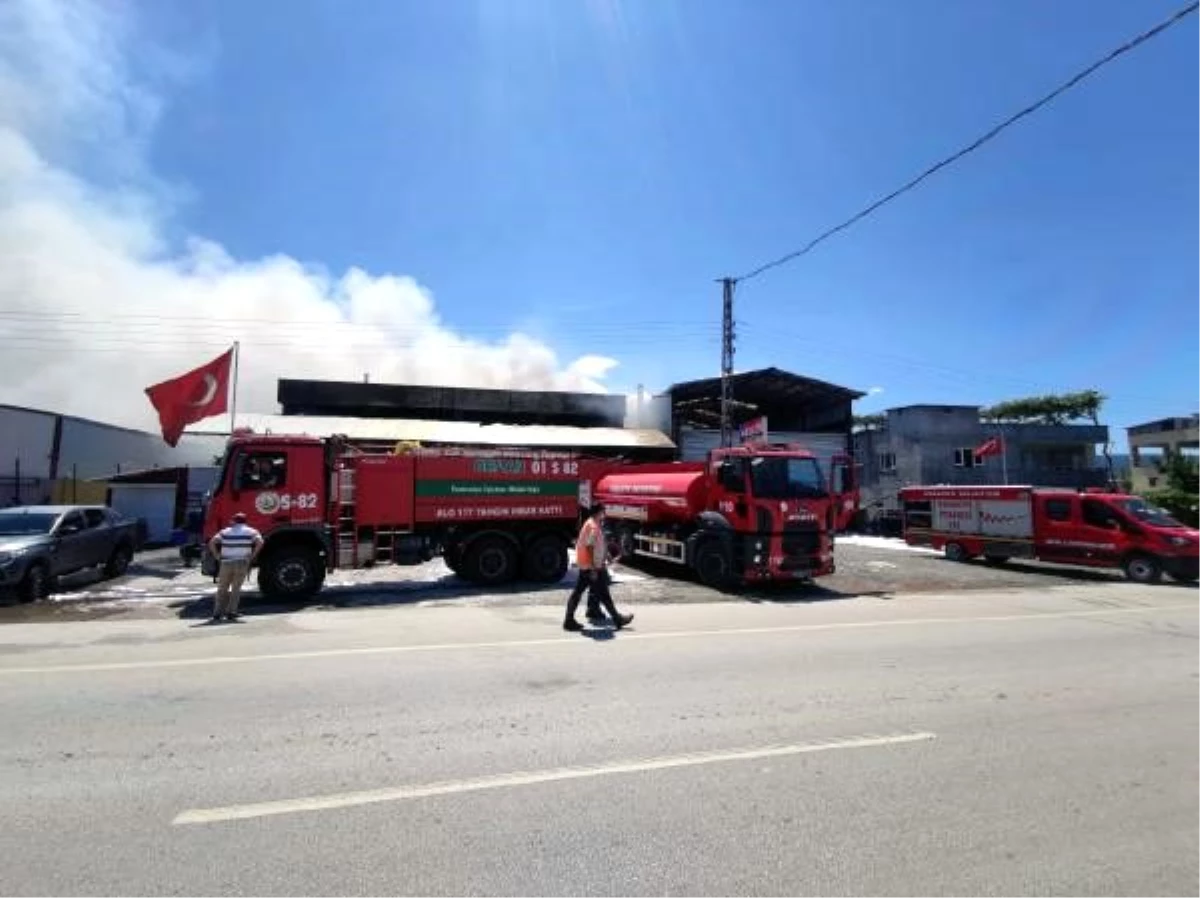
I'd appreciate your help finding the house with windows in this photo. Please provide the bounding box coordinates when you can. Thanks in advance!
[1127,414,1199,492]
[854,404,1109,523]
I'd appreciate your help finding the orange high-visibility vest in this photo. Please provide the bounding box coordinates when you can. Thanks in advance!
[576,518,600,569]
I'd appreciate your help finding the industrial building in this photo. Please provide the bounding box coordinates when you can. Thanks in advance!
[214,368,863,472]
[0,404,224,507]
[1127,414,1199,491]
[854,404,1110,522]
[1,405,222,544]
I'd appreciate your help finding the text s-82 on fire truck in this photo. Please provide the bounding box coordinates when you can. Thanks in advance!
[201,431,857,599]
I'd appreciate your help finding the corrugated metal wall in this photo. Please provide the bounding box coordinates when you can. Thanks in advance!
[678,428,848,474]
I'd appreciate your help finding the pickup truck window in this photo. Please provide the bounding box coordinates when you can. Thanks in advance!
[0,512,58,535]
[58,511,86,534]
[84,509,107,528]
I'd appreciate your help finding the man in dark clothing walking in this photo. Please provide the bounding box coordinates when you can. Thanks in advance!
[564,504,633,632]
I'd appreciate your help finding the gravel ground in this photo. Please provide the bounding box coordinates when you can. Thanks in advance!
[2,535,1175,625]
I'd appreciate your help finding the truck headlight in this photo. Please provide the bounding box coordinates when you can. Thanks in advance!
[755,540,764,550]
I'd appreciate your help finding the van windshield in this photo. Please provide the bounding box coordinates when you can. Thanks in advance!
[1118,498,1184,528]
[749,456,827,499]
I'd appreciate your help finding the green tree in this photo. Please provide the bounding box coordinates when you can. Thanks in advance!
[1143,454,1199,527]
[853,413,886,431]
[981,390,1113,483]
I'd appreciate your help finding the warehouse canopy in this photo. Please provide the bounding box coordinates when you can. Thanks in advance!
[187,414,675,456]
[665,367,864,431]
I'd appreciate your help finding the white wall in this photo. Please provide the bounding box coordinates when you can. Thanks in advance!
[56,418,224,479]
[1,405,226,484]
[0,406,57,478]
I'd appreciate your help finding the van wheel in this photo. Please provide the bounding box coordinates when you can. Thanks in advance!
[1123,554,1162,584]
[521,535,568,583]
[463,536,517,586]
[694,540,732,589]
[258,547,324,599]
[944,542,970,563]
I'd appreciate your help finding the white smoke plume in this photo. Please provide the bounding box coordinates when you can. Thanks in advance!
[0,0,619,432]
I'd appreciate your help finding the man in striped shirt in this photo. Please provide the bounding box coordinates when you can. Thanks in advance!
[207,512,263,622]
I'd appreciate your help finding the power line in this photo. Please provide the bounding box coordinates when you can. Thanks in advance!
[732,0,1198,284]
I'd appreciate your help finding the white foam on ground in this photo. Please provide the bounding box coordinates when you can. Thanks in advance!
[838,535,941,556]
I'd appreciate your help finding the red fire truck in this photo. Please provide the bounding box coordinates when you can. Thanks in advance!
[201,432,852,598]
[595,444,853,587]
[898,485,1199,584]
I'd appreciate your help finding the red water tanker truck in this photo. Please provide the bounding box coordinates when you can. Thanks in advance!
[594,443,853,587]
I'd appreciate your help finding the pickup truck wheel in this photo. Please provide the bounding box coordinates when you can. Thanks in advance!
[1123,554,1162,585]
[18,563,50,603]
[694,540,732,589]
[463,536,517,586]
[521,535,568,583]
[258,548,323,600]
[103,544,133,579]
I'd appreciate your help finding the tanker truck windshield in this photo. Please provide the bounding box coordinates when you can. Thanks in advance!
[749,456,827,499]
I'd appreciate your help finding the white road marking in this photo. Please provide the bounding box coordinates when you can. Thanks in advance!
[0,600,1191,677]
[172,731,937,825]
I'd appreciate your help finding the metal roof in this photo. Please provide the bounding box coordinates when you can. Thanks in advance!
[185,414,676,451]
[665,367,865,407]
[276,379,626,427]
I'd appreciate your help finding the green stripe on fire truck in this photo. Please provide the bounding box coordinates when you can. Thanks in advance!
[415,480,580,498]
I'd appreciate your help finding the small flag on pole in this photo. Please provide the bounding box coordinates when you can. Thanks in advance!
[974,436,1004,462]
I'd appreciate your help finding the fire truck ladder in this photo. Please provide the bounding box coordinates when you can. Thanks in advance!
[333,466,358,568]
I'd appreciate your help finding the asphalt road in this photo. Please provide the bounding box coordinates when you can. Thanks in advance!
[1,584,1196,896]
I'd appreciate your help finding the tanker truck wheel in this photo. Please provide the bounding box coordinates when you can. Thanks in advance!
[463,535,518,586]
[694,540,732,590]
[521,534,568,583]
[258,546,323,600]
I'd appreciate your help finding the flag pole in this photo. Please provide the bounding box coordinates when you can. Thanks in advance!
[999,422,1009,485]
[230,341,240,434]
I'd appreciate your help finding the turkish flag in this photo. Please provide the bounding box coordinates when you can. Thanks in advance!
[974,436,1004,461]
[145,348,233,446]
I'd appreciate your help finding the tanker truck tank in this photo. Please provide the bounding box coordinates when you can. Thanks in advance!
[593,469,709,523]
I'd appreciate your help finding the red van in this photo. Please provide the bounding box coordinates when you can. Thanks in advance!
[899,485,1198,584]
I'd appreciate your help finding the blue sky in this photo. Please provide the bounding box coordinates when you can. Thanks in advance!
[3,0,1196,443]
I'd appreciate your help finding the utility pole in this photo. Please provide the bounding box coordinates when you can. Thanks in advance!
[720,277,736,447]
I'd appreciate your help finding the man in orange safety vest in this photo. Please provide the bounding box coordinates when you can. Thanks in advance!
[563,503,633,632]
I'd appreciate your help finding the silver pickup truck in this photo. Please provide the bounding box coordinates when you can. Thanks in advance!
[0,505,140,602]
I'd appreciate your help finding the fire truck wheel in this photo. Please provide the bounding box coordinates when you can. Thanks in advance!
[258,547,323,598]
[463,535,517,586]
[521,535,568,583]
[1122,554,1162,584]
[944,542,970,563]
[694,540,732,589]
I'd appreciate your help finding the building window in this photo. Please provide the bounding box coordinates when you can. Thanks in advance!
[878,452,896,473]
[1045,498,1073,522]
[954,448,981,469]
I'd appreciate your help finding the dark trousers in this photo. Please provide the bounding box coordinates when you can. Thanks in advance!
[565,568,618,623]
